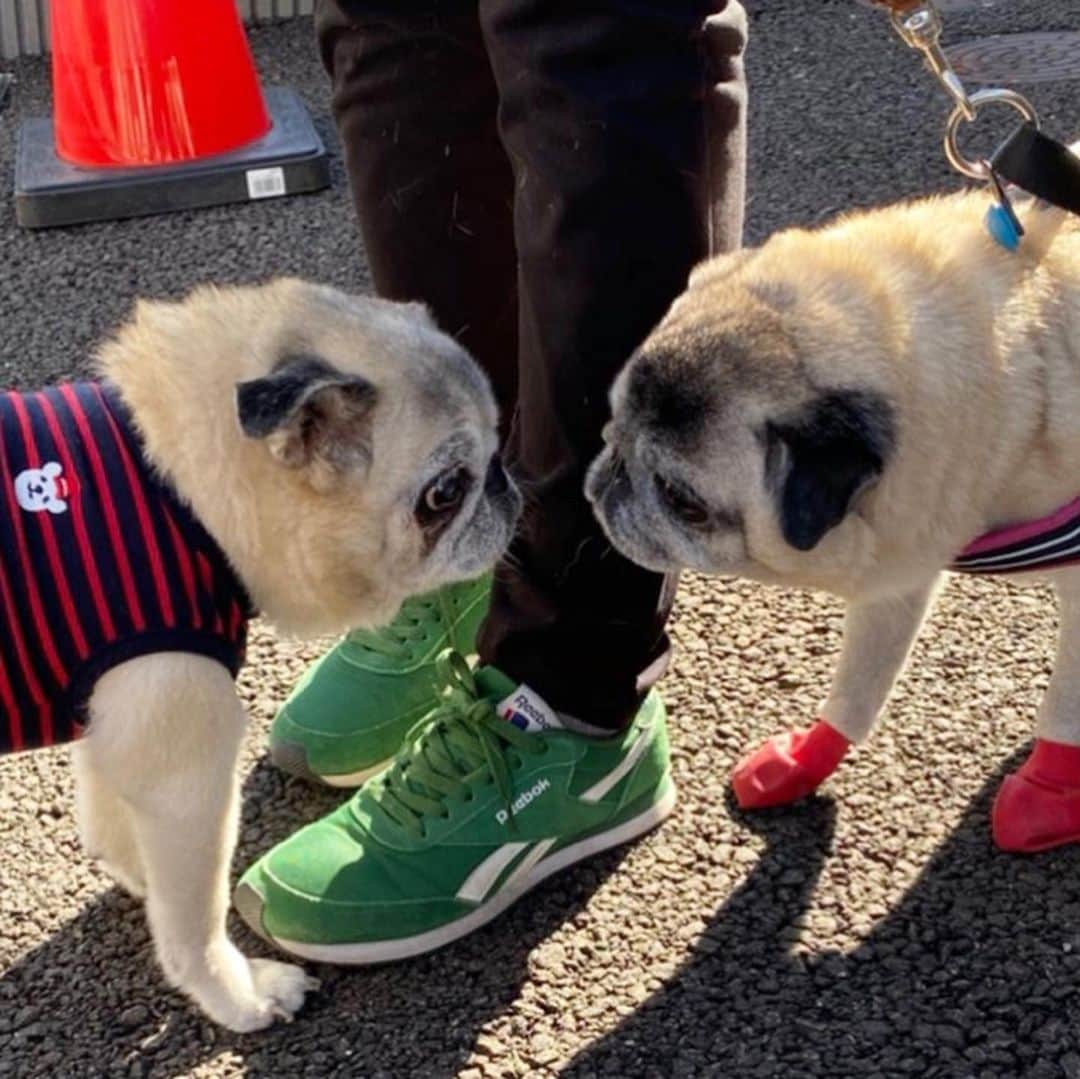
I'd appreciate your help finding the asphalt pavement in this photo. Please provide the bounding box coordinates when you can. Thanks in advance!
[2,2,1080,1076]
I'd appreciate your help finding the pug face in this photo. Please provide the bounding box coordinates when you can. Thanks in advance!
[586,251,895,587]
[229,283,522,624]
[107,278,522,637]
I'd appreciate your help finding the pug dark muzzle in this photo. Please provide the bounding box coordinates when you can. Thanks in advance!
[585,446,677,572]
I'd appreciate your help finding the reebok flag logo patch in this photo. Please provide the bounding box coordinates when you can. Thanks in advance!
[497,684,563,734]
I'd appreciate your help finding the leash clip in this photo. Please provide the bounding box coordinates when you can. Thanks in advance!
[875,0,1046,248]
[879,0,1041,184]
[889,2,975,121]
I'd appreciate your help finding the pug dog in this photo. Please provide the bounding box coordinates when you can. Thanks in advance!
[587,171,1080,853]
[0,278,520,1030]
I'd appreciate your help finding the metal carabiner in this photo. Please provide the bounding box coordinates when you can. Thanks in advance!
[868,0,1043,190]
[943,88,1041,181]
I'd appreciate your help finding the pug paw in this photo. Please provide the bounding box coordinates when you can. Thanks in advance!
[177,943,319,1032]
[732,720,850,809]
[249,958,321,1019]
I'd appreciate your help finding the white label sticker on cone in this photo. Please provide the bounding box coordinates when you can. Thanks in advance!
[246,167,287,200]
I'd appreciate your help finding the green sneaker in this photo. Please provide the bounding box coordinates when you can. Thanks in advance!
[236,654,676,964]
[270,574,492,787]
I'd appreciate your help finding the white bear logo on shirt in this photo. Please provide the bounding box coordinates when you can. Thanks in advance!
[15,462,70,515]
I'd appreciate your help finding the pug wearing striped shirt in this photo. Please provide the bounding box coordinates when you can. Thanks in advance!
[0,279,519,1030]
[587,176,1080,853]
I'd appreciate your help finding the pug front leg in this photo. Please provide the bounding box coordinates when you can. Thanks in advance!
[732,579,939,809]
[86,654,318,1031]
[993,568,1080,853]
[73,745,146,897]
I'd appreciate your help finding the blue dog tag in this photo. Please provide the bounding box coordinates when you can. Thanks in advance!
[985,202,1022,251]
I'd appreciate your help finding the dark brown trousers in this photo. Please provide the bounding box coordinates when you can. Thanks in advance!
[317,0,747,728]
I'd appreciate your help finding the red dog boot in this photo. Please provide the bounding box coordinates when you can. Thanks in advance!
[992,739,1080,853]
[731,720,851,810]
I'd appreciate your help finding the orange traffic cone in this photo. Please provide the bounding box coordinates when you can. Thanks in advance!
[51,0,271,168]
[15,0,328,228]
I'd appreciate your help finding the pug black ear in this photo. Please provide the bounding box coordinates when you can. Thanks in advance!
[766,390,893,551]
[235,353,378,475]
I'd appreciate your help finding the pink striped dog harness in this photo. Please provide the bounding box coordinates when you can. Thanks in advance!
[953,496,1080,575]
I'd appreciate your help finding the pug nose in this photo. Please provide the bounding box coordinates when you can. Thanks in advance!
[484,454,509,496]
[611,453,628,484]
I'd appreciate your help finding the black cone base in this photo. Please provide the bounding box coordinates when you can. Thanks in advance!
[15,87,330,229]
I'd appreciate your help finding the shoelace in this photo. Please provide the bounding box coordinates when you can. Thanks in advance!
[371,652,546,839]
[344,593,440,659]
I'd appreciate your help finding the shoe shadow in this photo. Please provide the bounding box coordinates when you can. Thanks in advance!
[0,751,639,1079]
[563,746,1080,1077]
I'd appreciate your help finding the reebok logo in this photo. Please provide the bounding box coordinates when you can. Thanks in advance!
[495,777,551,825]
[497,685,563,734]
[503,693,549,732]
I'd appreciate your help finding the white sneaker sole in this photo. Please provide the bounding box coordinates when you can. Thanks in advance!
[246,779,677,965]
[320,760,391,789]
[269,738,392,789]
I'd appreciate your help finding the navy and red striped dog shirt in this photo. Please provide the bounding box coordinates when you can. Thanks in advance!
[0,382,253,753]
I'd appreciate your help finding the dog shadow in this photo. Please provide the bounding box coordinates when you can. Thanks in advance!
[563,746,1080,1077]
[0,751,638,1079]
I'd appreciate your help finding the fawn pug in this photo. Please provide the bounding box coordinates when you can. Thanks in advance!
[0,278,520,1029]
[588,170,1080,853]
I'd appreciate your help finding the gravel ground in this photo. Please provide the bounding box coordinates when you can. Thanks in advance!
[2,3,1080,1076]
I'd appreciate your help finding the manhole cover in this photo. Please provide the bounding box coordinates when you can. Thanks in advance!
[946,32,1080,84]
[855,1,999,11]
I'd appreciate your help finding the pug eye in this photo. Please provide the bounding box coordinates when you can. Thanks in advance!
[655,474,710,527]
[418,466,471,520]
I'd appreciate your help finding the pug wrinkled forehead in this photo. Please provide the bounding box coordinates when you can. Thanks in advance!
[586,263,895,581]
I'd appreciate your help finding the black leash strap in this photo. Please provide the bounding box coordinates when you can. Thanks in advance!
[992,123,1080,216]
